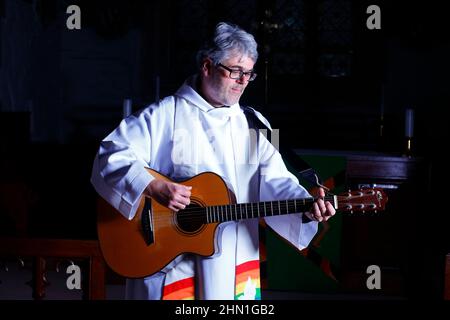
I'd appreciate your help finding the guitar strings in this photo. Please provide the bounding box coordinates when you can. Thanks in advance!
[148,202,308,225]
[150,197,320,222]
[148,197,329,225]
[147,194,378,226]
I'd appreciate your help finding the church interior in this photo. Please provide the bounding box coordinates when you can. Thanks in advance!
[0,0,449,303]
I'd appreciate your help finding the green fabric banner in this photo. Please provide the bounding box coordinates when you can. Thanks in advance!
[262,152,347,293]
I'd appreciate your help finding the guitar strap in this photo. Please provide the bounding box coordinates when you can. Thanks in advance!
[240,105,272,144]
[240,105,321,186]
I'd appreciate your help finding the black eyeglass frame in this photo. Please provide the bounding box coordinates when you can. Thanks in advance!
[217,63,257,81]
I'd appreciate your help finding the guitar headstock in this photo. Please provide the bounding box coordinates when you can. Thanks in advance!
[337,188,388,213]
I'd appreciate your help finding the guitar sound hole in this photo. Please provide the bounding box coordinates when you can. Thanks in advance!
[175,203,206,234]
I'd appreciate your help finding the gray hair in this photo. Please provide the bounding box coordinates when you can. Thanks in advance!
[196,22,258,68]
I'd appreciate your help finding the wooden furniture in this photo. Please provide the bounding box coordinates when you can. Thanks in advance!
[293,149,430,297]
[0,237,105,300]
[341,154,428,296]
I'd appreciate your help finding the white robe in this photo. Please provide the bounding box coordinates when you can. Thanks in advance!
[91,76,318,300]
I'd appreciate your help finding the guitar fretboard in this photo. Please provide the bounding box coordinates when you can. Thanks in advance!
[204,196,336,223]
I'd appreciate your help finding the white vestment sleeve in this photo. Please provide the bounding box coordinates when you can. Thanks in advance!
[258,133,318,251]
[90,108,155,220]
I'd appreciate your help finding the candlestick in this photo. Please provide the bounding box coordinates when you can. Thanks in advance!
[403,108,414,157]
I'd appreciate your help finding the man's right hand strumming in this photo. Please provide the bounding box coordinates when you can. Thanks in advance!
[146,179,192,211]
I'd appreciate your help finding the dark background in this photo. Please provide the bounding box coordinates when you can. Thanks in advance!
[0,0,449,299]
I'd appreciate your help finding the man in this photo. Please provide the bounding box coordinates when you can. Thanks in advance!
[91,22,335,300]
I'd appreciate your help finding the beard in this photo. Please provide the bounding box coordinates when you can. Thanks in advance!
[215,84,245,106]
[204,72,247,106]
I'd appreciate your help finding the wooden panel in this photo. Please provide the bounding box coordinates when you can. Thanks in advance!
[346,156,421,180]
[0,237,106,300]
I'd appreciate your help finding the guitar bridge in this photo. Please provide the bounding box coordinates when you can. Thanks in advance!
[141,198,154,246]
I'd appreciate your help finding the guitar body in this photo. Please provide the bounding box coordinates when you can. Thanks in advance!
[97,168,233,278]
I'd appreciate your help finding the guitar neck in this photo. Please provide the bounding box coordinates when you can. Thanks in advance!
[204,196,337,223]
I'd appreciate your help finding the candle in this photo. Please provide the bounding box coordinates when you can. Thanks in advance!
[123,99,132,118]
[405,108,414,138]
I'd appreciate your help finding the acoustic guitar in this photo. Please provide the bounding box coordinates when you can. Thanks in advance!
[97,168,387,278]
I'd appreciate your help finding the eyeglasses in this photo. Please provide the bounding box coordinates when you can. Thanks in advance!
[217,63,257,81]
